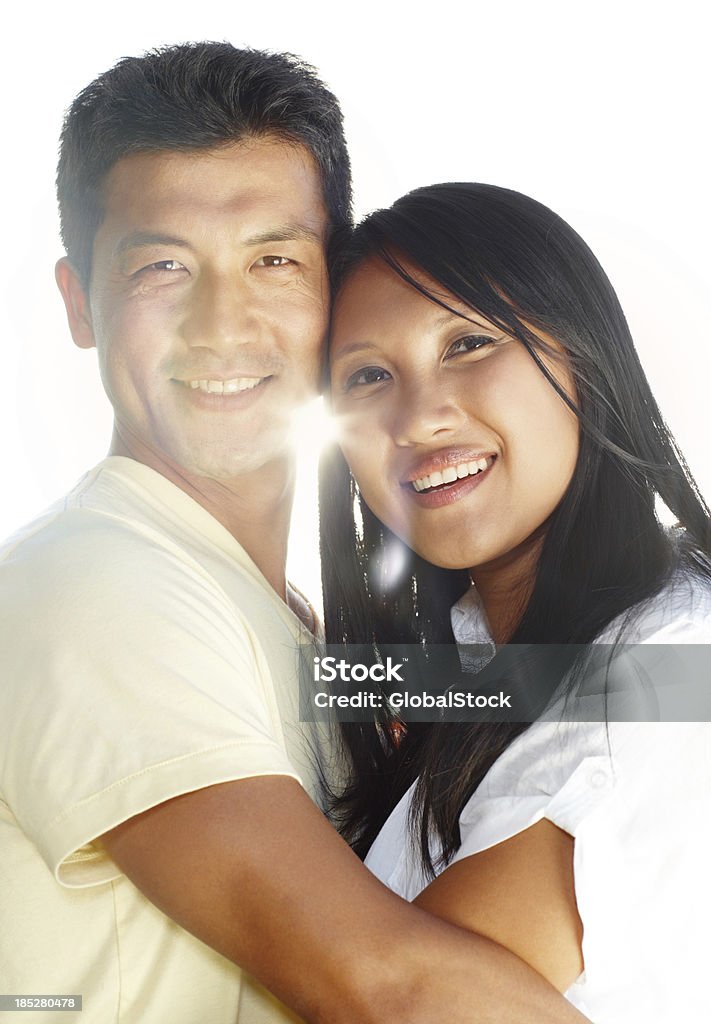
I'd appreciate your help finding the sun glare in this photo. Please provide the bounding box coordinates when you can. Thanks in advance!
[287,396,340,621]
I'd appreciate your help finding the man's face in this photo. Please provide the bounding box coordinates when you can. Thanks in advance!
[61,137,329,482]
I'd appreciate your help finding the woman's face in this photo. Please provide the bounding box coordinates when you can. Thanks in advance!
[329,258,580,577]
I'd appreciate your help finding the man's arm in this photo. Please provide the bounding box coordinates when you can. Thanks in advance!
[102,775,590,1024]
[415,819,584,993]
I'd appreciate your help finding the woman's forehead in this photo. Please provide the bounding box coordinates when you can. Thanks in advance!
[332,256,498,338]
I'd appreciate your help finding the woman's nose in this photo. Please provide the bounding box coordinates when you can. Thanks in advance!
[390,376,467,447]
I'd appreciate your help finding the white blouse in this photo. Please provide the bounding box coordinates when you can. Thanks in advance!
[365,571,711,1023]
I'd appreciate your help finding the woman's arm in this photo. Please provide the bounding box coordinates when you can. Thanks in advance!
[102,776,590,1024]
[415,818,584,993]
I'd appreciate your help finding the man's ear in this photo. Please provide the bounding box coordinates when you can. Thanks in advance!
[55,257,96,350]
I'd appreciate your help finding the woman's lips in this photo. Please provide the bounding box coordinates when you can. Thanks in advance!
[408,454,495,492]
[402,455,496,509]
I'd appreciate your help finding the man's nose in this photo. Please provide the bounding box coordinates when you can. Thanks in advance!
[181,269,258,353]
[390,376,467,447]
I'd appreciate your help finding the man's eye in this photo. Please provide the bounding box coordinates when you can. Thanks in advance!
[447,334,497,356]
[254,255,293,268]
[344,366,392,390]
[139,259,186,274]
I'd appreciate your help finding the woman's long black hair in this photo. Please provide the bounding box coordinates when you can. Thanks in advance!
[319,183,711,872]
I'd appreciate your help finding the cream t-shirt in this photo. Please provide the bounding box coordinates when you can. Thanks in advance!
[0,457,330,1023]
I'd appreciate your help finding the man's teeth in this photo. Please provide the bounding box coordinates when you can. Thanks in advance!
[412,458,492,492]
[188,377,264,394]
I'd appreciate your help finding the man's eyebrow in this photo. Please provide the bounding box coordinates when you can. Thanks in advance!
[243,224,323,247]
[113,226,322,258]
[113,232,191,258]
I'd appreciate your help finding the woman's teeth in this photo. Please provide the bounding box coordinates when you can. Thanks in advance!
[412,457,493,493]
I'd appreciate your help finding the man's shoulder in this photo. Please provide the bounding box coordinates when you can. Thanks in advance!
[0,468,269,694]
[0,460,229,620]
[0,457,301,664]
[3,467,159,566]
[1,456,228,568]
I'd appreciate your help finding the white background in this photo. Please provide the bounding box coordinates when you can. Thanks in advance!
[2,0,709,611]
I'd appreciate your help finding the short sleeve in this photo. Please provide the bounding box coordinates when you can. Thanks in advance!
[364,720,619,899]
[0,511,300,887]
[452,720,615,865]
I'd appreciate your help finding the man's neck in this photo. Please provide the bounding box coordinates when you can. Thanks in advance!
[109,430,294,600]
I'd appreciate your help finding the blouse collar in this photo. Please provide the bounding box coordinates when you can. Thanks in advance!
[450,584,496,673]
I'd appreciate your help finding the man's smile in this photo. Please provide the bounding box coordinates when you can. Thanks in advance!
[181,376,270,395]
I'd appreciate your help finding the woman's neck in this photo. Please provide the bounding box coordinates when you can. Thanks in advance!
[470,530,545,645]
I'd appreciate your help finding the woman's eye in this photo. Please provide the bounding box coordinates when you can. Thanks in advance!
[344,366,392,390]
[447,334,497,356]
[254,255,293,268]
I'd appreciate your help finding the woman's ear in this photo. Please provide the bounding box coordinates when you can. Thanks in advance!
[55,257,96,350]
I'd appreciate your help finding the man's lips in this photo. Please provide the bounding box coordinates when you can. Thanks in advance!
[179,375,270,395]
[173,373,274,396]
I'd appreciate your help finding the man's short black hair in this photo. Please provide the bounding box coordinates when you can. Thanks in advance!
[57,41,352,286]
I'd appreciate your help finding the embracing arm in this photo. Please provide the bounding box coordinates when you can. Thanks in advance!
[415,819,584,993]
[102,776,590,1024]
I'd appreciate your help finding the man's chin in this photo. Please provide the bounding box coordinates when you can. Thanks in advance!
[169,438,294,485]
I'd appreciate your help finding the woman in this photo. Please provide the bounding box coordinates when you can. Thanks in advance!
[320,183,711,1021]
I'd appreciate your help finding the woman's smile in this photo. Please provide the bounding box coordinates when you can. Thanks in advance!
[401,451,497,508]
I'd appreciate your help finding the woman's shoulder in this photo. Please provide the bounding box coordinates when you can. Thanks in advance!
[597,564,711,645]
[452,569,711,853]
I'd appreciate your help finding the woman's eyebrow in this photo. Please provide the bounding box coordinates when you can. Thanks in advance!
[332,341,379,359]
[433,310,495,330]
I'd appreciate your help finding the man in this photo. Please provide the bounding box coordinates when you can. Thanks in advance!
[0,43,588,1023]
